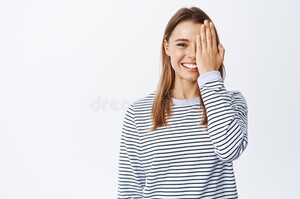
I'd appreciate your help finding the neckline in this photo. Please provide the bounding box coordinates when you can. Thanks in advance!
[172,96,201,106]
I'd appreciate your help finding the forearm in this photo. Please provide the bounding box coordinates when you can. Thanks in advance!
[198,71,248,161]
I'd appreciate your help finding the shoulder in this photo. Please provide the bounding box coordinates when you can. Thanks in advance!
[133,91,155,107]
[123,91,155,129]
[126,91,155,114]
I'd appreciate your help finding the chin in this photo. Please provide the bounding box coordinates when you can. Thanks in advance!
[178,74,199,83]
[185,72,199,81]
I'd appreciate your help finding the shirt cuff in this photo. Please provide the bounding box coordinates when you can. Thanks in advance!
[197,71,223,87]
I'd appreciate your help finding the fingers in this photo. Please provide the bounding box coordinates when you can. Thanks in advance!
[209,21,217,51]
[205,20,212,50]
[218,43,225,62]
[197,20,225,72]
[196,34,202,54]
[200,20,218,51]
[200,23,206,50]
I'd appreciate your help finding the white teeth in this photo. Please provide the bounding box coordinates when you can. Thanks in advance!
[182,63,197,69]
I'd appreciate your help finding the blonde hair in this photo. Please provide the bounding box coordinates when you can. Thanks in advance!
[151,7,225,131]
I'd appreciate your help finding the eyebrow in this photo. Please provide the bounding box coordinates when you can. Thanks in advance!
[174,38,189,42]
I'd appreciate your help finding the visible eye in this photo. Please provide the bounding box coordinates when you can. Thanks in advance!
[176,43,187,47]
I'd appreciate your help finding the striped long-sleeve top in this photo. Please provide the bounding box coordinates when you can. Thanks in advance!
[117,71,248,199]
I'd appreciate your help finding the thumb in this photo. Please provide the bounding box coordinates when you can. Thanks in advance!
[218,43,225,62]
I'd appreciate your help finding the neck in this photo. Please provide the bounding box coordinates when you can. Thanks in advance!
[172,77,200,99]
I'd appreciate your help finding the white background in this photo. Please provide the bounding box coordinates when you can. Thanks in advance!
[1,0,299,198]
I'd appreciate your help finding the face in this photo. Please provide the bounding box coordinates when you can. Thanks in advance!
[164,20,201,82]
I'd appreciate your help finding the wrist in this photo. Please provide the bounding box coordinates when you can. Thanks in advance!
[197,71,223,87]
[197,69,213,76]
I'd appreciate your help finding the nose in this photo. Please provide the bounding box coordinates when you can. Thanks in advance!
[187,45,196,59]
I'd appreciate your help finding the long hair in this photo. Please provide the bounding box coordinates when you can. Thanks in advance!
[151,7,225,131]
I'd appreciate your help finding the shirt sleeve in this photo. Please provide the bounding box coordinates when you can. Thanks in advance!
[198,71,248,162]
[117,103,146,198]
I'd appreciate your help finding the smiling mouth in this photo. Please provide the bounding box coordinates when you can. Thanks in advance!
[182,63,197,69]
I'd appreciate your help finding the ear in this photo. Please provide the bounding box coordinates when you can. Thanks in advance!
[164,39,170,56]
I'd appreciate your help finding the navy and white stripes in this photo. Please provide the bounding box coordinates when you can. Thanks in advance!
[118,71,248,198]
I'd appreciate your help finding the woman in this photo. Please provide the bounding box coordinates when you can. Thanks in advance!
[118,7,248,199]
